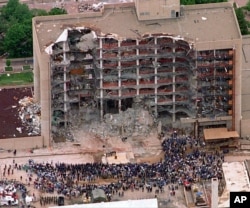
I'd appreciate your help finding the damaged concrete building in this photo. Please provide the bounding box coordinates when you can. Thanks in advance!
[32,0,242,147]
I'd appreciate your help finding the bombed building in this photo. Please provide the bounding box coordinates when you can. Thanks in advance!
[32,0,242,147]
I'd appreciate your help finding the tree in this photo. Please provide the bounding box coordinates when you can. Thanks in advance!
[3,20,33,58]
[31,8,48,17]
[0,0,68,58]
[235,8,249,35]
[0,0,33,57]
[1,0,20,21]
[181,0,195,5]
[48,7,67,15]
[246,0,250,11]
[6,59,11,67]
[181,0,227,5]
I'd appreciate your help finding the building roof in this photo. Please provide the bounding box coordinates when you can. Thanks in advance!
[203,128,239,140]
[218,161,250,208]
[33,2,241,54]
[49,198,158,208]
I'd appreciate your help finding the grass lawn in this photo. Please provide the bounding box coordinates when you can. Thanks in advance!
[0,71,33,86]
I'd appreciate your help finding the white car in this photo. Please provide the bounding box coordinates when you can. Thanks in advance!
[0,196,18,206]
[25,196,34,206]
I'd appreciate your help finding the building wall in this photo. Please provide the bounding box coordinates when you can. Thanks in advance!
[0,136,44,150]
[33,18,51,147]
[135,0,180,20]
[195,38,242,132]
[241,36,250,138]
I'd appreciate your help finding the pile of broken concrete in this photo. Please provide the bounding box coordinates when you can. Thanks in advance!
[18,96,41,136]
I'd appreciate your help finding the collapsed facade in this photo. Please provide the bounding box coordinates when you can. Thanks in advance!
[33,0,242,146]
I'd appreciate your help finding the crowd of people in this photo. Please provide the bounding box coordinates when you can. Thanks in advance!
[7,132,225,205]
[0,131,227,207]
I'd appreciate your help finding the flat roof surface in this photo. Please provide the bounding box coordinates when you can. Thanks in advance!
[218,162,250,207]
[203,128,239,140]
[50,198,158,208]
[34,2,241,53]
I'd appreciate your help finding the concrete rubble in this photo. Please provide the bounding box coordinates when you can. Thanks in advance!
[78,2,104,13]
[89,107,154,138]
[18,96,41,136]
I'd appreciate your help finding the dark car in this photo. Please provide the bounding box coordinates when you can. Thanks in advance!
[58,196,64,206]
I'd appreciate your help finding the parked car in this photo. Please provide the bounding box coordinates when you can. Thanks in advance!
[0,196,18,206]
[183,179,191,190]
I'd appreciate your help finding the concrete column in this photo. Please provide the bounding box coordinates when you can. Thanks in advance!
[33,22,41,103]
[172,40,176,123]
[195,50,198,118]
[136,39,140,96]
[154,37,158,117]
[211,178,218,208]
[118,40,121,112]
[99,38,104,120]
[233,44,242,132]
[33,54,40,102]
[63,41,67,128]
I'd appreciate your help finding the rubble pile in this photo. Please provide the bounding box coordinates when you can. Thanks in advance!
[89,108,154,138]
[78,2,104,13]
[18,96,41,136]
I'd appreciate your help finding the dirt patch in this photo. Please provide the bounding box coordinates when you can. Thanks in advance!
[136,151,164,163]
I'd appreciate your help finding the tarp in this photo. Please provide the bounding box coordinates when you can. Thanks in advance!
[203,128,239,141]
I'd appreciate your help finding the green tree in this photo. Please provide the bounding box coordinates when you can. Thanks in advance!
[0,0,33,57]
[48,7,67,15]
[1,0,20,21]
[181,0,195,5]
[181,0,227,5]
[31,8,48,17]
[6,59,11,67]
[3,19,33,58]
[246,0,250,11]
[0,0,68,58]
[235,8,249,35]
[1,0,32,22]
